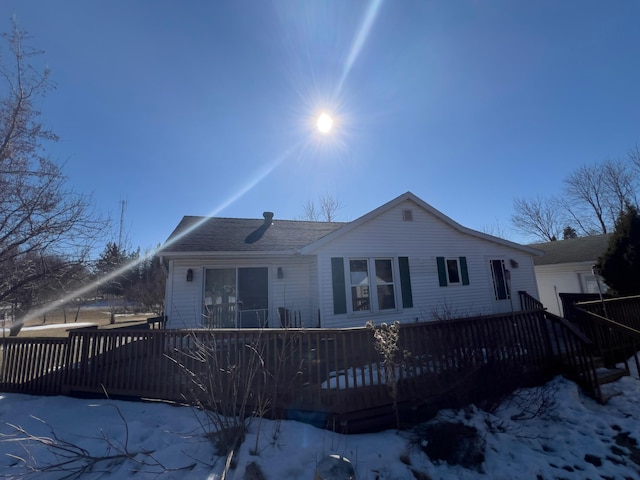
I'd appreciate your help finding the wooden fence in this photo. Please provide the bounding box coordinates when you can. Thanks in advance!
[0,309,599,431]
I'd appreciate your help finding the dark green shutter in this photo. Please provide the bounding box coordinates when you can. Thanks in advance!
[331,257,347,314]
[398,257,413,308]
[460,256,469,285]
[436,257,448,286]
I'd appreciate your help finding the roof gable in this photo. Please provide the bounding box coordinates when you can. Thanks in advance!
[161,192,541,257]
[300,192,542,256]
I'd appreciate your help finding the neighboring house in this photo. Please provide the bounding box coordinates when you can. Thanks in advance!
[160,192,542,329]
[530,234,611,316]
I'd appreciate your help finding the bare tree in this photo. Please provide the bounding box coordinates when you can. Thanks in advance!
[627,143,640,189]
[563,164,609,234]
[126,250,166,315]
[0,20,104,315]
[300,194,343,222]
[479,219,513,240]
[562,161,637,236]
[301,199,319,221]
[513,154,640,241]
[601,159,637,216]
[511,196,563,242]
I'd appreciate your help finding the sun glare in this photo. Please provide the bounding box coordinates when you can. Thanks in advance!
[317,112,333,134]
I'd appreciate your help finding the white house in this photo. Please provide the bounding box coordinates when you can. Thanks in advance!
[160,192,542,329]
[530,234,611,316]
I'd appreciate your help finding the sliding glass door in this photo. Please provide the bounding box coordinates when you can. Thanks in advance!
[237,267,269,328]
[203,267,268,328]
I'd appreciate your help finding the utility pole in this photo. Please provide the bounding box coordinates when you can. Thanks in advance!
[118,199,127,250]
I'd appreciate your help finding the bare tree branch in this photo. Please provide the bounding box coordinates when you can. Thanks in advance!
[301,200,319,221]
[511,197,562,242]
[0,20,106,314]
[562,160,638,235]
[564,164,609,234]
[1,407,196,478]
[627,143,640,174]
[300,194,343,222]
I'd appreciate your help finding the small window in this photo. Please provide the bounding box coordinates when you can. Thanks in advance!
[402,209,413,221]
[446,258,461,284]
[437,256,469,286]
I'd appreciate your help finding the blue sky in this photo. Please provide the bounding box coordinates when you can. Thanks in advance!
[5,1,640,252]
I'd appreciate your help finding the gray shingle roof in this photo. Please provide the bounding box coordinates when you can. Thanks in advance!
[161,216,346,253]
[530,234,611,265]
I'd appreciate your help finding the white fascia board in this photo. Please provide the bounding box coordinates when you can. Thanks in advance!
[160,250,297,259]
[456,226,544,256]
[300,191,543,257]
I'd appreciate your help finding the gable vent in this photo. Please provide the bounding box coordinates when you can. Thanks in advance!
[402,209,413,221]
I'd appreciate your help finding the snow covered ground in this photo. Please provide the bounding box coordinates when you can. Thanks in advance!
[2,367,640,479]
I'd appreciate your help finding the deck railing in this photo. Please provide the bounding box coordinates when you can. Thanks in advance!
[519,290,545,311]
[541,310,600,398]
[0,308,602,430]
[0,337,68,395]
[573,295,640,331]
[565,297,640,377]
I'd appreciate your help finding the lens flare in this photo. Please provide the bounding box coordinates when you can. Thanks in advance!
[10,1,386,329]
[14,143,301,327]
[337,0,384,94]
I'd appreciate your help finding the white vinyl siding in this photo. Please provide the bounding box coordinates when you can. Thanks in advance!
[166,256,314,329]
[534,261,597,316]
[316,199,539,328]
[165,198,540,329]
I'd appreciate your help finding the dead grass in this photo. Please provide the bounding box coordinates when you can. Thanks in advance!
[8,308,151,338]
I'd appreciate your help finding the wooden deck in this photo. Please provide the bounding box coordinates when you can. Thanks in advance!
[0,308,604,431]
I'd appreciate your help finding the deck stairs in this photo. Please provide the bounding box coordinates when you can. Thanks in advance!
[567,354,631,403]
[594,354,629,398]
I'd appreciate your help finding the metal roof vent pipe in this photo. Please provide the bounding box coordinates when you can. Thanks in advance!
[263,212,274,224]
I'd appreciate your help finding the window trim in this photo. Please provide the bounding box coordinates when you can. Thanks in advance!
[343,257,401,315]
[437,256,470,287]
[445,258,462,284]
[374,258,397,311]
[349,258,371,312]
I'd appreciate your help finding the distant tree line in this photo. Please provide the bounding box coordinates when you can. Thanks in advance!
[0,20,106,319]
[94,242,165,315]
[511,146,640,242]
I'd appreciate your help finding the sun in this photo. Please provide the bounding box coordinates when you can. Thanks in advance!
[317,112,333,134]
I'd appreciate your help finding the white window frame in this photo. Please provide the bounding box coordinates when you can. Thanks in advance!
[349,258,371,312]
[347,257,399,314]
[445,257,462,285]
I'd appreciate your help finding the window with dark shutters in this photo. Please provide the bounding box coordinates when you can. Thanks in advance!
[331,256,413,314]
[437,256,470,286]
